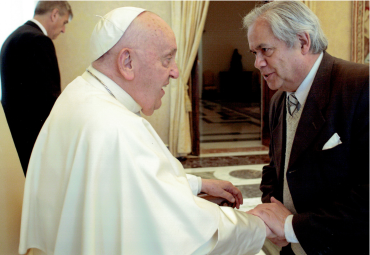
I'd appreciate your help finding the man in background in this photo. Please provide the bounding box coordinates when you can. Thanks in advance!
[244,1,369,255]
[19,7,277,255]
[0,1,73,175]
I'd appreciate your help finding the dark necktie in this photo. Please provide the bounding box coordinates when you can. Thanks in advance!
[287,93,300,116]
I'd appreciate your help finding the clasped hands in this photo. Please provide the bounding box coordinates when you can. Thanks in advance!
[247,197,292,247]
[200,180,292,247]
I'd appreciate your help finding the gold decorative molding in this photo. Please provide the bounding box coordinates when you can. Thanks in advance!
[352,0,369,64]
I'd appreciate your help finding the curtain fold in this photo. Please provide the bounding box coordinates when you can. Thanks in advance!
[169,1,209,156]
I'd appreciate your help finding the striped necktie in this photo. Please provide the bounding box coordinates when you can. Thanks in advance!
[287,93,301,116]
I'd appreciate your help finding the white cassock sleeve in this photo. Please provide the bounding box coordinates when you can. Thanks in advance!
[193,206,266,255]
[186,173,266,255]
[209,207,266,254]
[186,174,202,195]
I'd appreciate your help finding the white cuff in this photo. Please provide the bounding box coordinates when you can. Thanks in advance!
[197,176,202,194]
[284,214,299,243]
[186,174,202,195]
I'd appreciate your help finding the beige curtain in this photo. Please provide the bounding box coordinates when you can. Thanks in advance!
[169,1,209,157]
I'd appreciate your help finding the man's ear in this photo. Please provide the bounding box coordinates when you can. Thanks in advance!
[298,32,311,55]
[50,8,59,22]
[117,48,134,81]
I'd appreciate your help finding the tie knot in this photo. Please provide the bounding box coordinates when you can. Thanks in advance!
[287,93,300,116]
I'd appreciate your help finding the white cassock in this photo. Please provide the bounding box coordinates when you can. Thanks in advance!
[19,66,266,255]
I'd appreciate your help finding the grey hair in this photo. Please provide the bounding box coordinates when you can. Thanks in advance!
[243,1,328,54]
[34,1,73,21]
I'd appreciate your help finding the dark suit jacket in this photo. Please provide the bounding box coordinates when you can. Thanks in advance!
[262,52,369,255]
[0,21,61,175]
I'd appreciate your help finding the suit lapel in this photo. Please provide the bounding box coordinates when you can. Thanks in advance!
[288,52,334,169]
[271,92,286,182]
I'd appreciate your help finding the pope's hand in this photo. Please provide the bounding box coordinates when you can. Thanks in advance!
[201,179,243,209]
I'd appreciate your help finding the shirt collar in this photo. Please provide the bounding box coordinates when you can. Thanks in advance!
[82,65,142,115]
[30,19,48,36]
[287,52,323,106]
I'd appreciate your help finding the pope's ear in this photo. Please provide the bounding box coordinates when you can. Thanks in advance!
[117,48,134,81]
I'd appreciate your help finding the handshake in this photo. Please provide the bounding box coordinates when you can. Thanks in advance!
[247,197,293,247]
[200,179,294,247]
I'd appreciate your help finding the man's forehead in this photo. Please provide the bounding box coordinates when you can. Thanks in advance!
[248,21,277,49]
[60,13,70,22]
[151,28,176,49]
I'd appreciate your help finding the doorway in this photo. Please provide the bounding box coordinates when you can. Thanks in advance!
[195,1,264,155]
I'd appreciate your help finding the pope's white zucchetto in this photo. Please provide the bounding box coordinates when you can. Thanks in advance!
[90,7,146,62]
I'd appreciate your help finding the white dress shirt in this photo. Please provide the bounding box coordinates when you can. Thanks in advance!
[284,52,323,243]
[30,18,48,36]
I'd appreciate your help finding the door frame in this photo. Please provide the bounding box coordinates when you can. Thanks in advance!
[190,55,200,156]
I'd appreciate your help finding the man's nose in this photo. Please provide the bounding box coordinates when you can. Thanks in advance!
[254,53,267,70]
[61,25,66,33]
[170,62,179,79]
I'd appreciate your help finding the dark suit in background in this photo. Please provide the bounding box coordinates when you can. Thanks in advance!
[0,20,61,175]
[262,52,369,254]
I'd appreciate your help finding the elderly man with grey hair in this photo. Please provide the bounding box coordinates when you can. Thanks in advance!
[244,1,369,255]
[19,6,277,255]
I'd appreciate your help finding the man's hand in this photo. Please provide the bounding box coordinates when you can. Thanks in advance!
[201,179,243,209]
[263,221,288,246]
[265,225,277,239]
[268,236,289,247]
[247,197,292,240]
